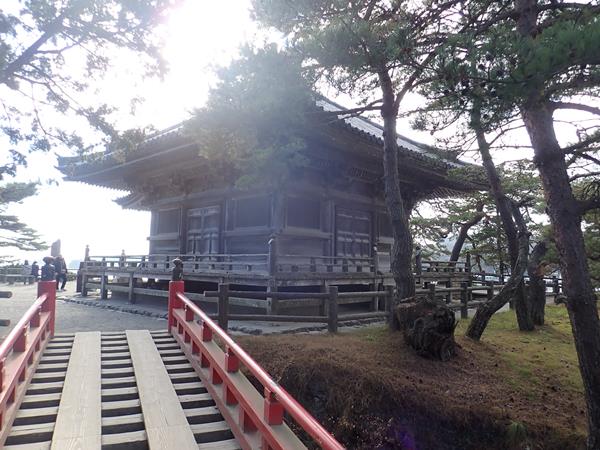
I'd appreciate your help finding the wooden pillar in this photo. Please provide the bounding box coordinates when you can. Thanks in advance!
[385,285,395,327]
[487,281,495,302]
[369,282,379,312]
[268,236,278,277]
[266,281,278,315]
[428,283,436,304]
[552,276,560,298]
[460,282,468,319]
[218,283,229,331]
[81,274,88,297]
[327,285,338,333]
[319,283,328,316]
[128,273,136,304]
[100,275,108,300]
[445,280,452,304]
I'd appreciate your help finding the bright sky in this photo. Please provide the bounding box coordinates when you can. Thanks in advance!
[6,0,262,266]
[7,0,580,266]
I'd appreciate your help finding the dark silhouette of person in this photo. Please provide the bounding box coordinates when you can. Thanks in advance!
[22,260,31,284]
[41,257,56,282]
[31,261,40,280]
[54,255,68,291]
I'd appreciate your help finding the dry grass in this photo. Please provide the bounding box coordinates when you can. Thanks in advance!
[238,305,586,450]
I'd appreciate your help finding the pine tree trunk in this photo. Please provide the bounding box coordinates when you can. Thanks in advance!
[449,202,485,262]
[466,203,530,340]
[378,70,416,328]
[472,108,534,331]
[523,102,600,448]
[527,241,548,326]
[514,0,600,444]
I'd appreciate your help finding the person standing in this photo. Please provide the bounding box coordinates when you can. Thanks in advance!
[22,260,31,284]
[41,257,55,281]
[54,255,67,291]
[30,261,40,281]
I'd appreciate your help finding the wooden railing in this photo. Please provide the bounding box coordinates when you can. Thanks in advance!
[0,281,56,446]
[169,281,345,450]
[199,284,393,332]
[84,254,271,274]
[0,267,35,284]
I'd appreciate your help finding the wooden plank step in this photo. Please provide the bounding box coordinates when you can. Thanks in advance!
[101,399,142,417]
[3,440,52,449]
[101,353,132,361]
[161,355,189,362]
[34,363,68,373]
[4,422,54,446]
[38,358,69,365]
[101,341,129,348]
[155,344,182,351]
[170,373,202,384]
[20,393,61,409]
[101,360,133,370]
[26,382,64,396]
[101,429,147,448]
[15,406,59,421]
[190,421,233,443]
[102,377,137,389]
[184,406,223,424]
[101,413,146,435]
[174,382,206,396]
[30,373,66,383]
[100,346,130,353]
[196,438,241,450]
[101,367,135,378]
[177,393,215,409]
[101,387,139,402]
[41,349,70,356]
[51,331,102,449]
[126,329,198,449]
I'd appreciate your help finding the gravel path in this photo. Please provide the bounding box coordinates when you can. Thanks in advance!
[0,283,165,339]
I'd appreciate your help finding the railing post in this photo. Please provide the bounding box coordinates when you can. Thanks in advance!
[460,282,468,319]
[372,245,379,274]
[428,283,436,303]
[168,280,184,331]
[268,236,278,276]
[487,281,494,302]
[38,280,56,336]
[14,326,27,352]
[264,388,284,425]
[100,272,108,300]
[385,285,395,326]
[128,273,136,304]
[218,283,229,331]
[445,280,452,304]
[552,276,560,297]
[267,281,278,315]
[327,286,338,333]
[0,357,4,393]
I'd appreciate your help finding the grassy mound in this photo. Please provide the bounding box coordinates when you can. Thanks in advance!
[238,305,586,449]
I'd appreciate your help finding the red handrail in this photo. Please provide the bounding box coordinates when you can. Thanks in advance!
[169,282,344,450]
[0,281,56,444]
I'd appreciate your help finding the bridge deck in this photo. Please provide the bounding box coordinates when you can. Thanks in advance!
[3,331,239,450]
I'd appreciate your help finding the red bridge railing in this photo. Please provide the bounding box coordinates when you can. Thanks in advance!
[168,281,345,450]
[0,281,56,445]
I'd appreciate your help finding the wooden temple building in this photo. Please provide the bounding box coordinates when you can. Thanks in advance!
[58,98,483,313]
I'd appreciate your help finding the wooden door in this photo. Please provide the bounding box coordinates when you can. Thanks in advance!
[186,206,220,254]
[335,208,371,257]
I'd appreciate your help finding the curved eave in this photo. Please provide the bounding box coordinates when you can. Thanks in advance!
[57,140,201,190]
